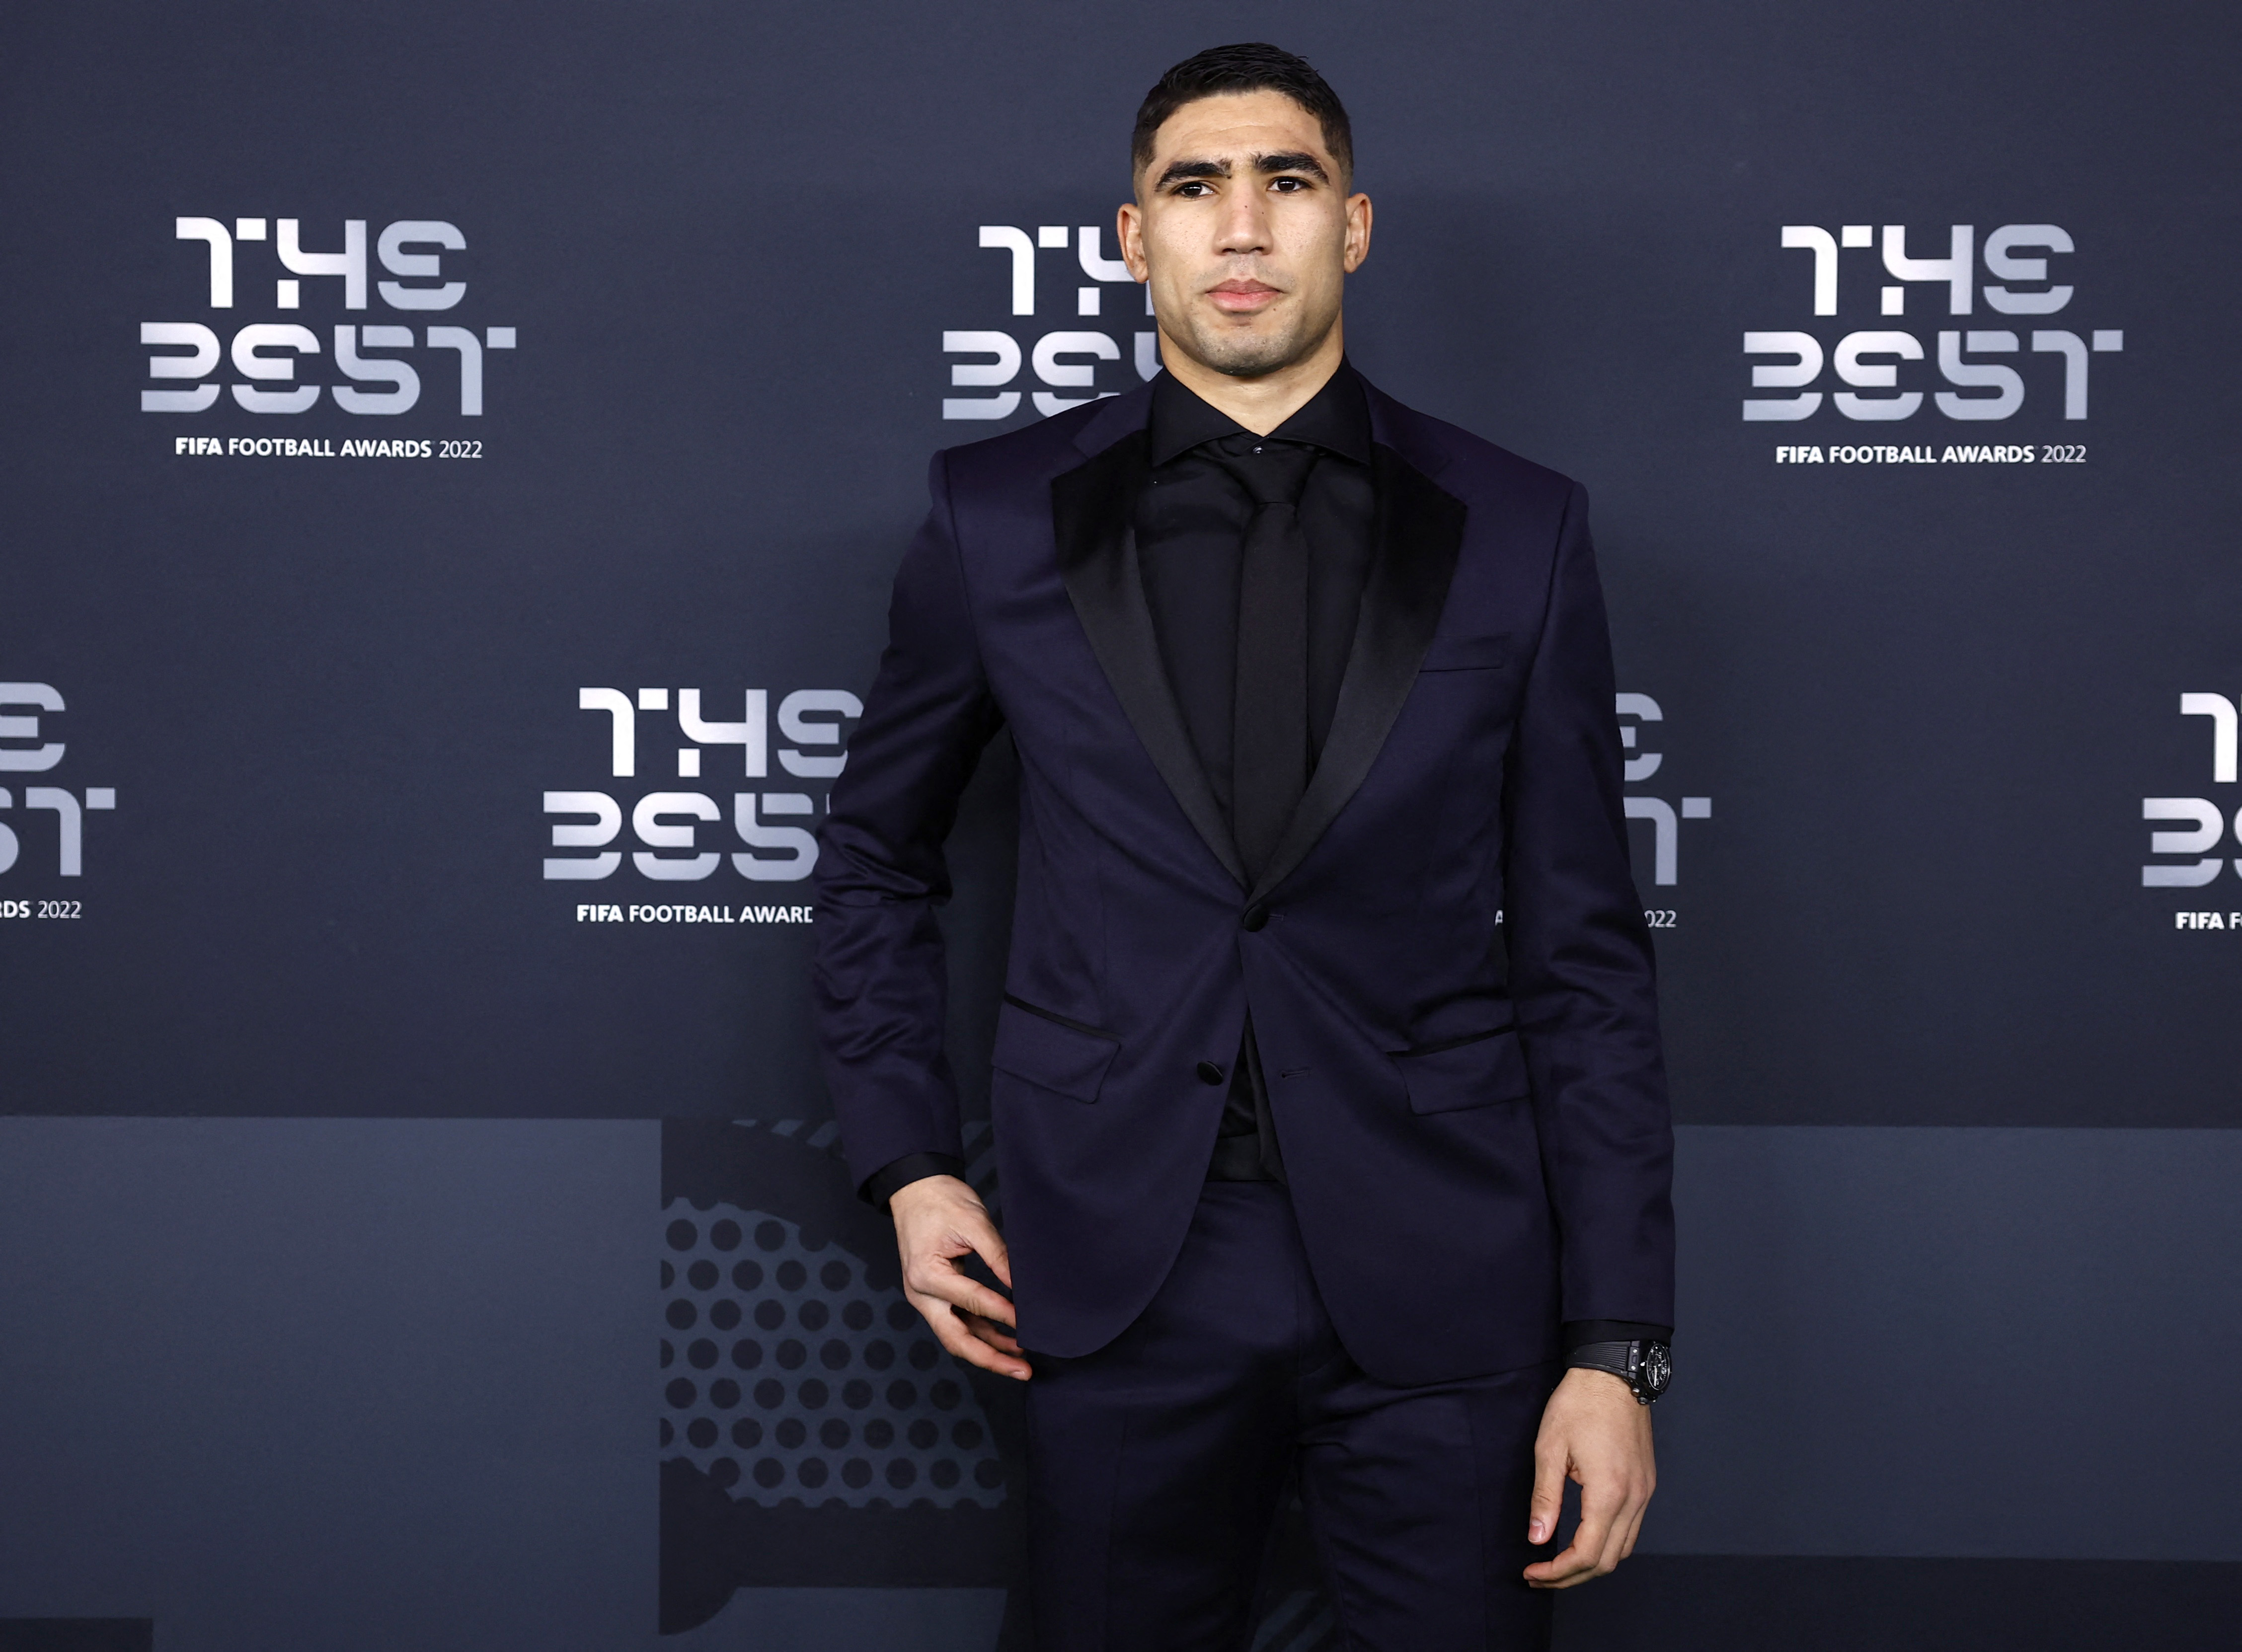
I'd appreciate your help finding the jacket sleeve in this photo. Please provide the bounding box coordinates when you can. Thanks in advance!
[1501,481,1677,1327]
[811,452,1005,1197]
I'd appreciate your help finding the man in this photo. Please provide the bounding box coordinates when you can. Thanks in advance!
[813,42,1674,1650]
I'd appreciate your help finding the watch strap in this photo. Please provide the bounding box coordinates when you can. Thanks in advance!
[1567,1338,1668,1405]
[1566,1340,1639,1380]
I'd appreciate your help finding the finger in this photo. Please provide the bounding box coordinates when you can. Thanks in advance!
[967,1222,1014,1291]
[902,1273,1029,1371]
[1523,1539,1594,1589]
[962,1313,1023,1355]
[920,1294,1031,1380]
[937,1314,1032,1379]
[1616,1501,1646,1562]
[1583,1467,1649,1577]
[1523,1518,1600,1588]
[1527,1501,1614,1589]
[926,1200,1013,1284]
[1525,1441,1566,1546]
[1620,1470,1655,1559]
[1594,1498,1635,1576]
[906,1287,1016,1350]
[1526,1538,1604,1588]
[906,1266,1017,1330]
[1576,1467,1635,1571]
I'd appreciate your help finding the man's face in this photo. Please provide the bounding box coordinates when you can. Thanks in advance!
[1119,88,1371,380]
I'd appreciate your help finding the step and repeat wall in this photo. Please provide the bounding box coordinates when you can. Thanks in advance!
[2,2,2237,1649]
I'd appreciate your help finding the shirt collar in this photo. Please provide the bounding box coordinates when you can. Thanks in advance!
[1147,359,1372,468]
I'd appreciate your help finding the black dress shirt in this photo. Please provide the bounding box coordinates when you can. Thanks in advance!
[1137,360,1379,818]
[860,364,1670,1359]
[1136,363,1376,1178]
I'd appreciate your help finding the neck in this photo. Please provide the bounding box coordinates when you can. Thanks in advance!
[1155,318,1346,436]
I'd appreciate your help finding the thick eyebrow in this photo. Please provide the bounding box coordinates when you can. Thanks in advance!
[1154,150,1330,190]
[1156,157,1230,189]
[1251,150,1328,183]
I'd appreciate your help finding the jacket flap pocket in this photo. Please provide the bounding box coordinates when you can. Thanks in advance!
[992,997,1120,1104]
[1394,1028,1530,1115]
[1418,633,1508,673]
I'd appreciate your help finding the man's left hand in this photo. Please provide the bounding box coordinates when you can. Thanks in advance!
[1522,1366,1656,1588]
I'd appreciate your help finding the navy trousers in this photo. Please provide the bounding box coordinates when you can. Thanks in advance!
[1023,1180,1561,1651]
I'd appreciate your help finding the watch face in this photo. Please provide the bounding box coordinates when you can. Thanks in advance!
[1634,1342,1672,1400]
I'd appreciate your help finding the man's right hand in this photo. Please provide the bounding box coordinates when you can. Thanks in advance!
[888,1174,1030,1381]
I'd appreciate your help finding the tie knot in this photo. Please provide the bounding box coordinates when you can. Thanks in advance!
[1206,434,1316,508]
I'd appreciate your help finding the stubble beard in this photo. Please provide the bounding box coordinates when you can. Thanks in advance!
[1173,295,1339,381]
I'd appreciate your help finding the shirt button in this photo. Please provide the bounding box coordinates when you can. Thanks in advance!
[1195,1060,1225,1086]
[1241,906,1269,932]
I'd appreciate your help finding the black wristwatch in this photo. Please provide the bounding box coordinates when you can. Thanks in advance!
[1568,1339,1671,1406]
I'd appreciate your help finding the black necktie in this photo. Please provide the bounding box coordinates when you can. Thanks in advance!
[1208,435,1317,883]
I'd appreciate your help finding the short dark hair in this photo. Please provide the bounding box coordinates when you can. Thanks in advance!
[1131,43,1353,185]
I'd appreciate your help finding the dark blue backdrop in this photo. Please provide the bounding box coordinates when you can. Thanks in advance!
[2,2,2237,1647]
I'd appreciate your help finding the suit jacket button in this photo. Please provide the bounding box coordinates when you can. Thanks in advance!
[1241,905,1268,932]
[1195,1060,1225,1085]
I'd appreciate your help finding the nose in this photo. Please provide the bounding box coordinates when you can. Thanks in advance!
[1215,186,1271,257]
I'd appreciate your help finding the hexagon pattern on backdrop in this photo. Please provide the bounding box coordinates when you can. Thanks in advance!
[661,1199,1004,1510]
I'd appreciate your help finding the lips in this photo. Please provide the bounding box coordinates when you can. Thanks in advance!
[1208,280,1280,313]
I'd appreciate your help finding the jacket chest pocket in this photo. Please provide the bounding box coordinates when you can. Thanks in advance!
[992,995,1120,1104]
[1392,1026,1530,1114]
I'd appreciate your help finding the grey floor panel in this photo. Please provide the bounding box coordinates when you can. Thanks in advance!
[660,1588,1005,1651]
[3,1116,2238,1650]
[0,1119,663,1650]
[1647,1125,2242,1560]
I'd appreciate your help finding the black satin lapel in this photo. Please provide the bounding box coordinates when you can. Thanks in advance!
[1052,434,1248,889]
[1246,444,1467,905]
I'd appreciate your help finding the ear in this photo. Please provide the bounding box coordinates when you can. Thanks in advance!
[1341,192,1373,274]
[1117,200,1151,283]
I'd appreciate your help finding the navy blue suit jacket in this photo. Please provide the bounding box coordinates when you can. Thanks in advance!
[812,376,1675,1386]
